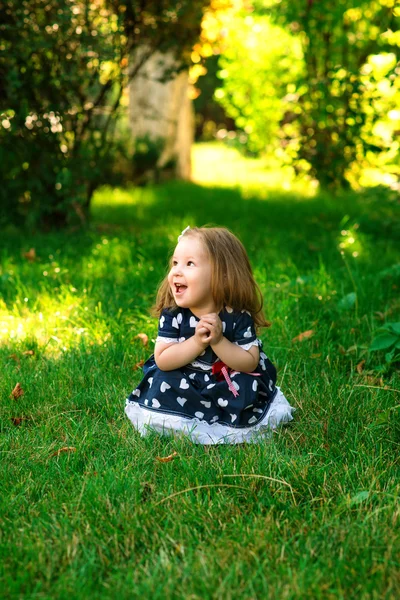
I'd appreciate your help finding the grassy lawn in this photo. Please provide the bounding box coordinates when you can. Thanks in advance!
[1,143,399,599]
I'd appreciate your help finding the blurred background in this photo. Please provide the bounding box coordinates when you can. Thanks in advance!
[1,0,399,228]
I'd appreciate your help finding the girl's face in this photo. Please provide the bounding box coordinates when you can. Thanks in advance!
[168,235,214,315]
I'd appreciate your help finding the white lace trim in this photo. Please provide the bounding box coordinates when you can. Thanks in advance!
[235,339,259,351]
[125,387,295,445]
[189,360,213,371]
[156,336,179,344]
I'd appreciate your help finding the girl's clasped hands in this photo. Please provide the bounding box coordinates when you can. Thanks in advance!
[195,313,223,349]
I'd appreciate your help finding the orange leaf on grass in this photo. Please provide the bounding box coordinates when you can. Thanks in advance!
[10,383,24,399]
[51,447,76,457]
[133,359,145,371]
[135,333,149,346]
[23,248,36,262]
[356,360,366,374]
[11,416,29,426]
[292,330,314,343]
[23,350,35,356]
[155,451,178,463]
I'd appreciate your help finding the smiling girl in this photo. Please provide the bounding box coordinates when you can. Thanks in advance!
[125,226,294,444]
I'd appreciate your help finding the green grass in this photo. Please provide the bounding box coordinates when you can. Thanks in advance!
[1,143,399,599]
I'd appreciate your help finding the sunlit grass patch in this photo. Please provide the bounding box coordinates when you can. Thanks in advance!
[0,142,399,598]
[192,141,316,196]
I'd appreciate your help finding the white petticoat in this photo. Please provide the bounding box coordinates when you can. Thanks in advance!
[125,387,295,445]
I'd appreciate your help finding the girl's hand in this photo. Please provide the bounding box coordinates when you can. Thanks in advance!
[194,322,211,350]
[199,313,223,346]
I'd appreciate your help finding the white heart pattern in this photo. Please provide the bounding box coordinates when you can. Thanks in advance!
[218,398,228,407]
[248,416,257,424]
[177,312,183,324]
[152,398,161,408]
[179,337,186,343]
[132,389,140,397]
[268,380,274,391]
[144,399,149,405]
[159,316,165,329]
[232,381,240,392]
[200,350,206,356]
[241,310,251,315]
[253,408,263,413]
[176,397,187,407]
[200,400,211,408]
[243,326,252,338]
[172,317,179,329]
[252,380,258,392]
[160,381,171,393]
[194,411,204,419]
[179,378,189,389]
[189,373,196,379]
[204,374,210,382]
[230,414,237,423]
[207,383,216,389]
[211,416,219,423]
[222,321,226,332]
[189,316,198,328]
[148,378,153,388]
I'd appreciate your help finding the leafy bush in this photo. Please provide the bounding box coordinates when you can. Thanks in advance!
[370,322,400,371]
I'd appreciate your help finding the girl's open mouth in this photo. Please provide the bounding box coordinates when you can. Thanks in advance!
[174,283,187,295]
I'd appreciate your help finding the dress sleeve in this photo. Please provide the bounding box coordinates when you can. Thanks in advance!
[155,309,181,344]
[233,311,259,350]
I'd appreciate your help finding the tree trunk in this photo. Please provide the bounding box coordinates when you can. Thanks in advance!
[129,48,194,180]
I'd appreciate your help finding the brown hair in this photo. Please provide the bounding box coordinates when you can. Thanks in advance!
[152,227,270,330]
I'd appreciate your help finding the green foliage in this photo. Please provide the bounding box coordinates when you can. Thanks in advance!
[215,14,304,159]
[370,322,400,371]
[216,0,400,187]
[0,0,209,228]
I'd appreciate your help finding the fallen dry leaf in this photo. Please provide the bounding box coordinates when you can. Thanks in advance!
[135,333,149,346]
[133,359,145,371]
[363,375,384,387]
[11,416,29,426]
[356,360,366,374]
[292,330,314,343]
[10,383,24,399]
[51,446,76,457]
[23,248,36,262]
[23,350,35,357]
[155,451,178,463]
[9,354,20,365]
[311,353,321,358]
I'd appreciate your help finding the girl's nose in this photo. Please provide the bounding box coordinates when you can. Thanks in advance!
[172,263,182,275]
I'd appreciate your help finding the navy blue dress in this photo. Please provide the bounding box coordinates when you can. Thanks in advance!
[126,307,279,429]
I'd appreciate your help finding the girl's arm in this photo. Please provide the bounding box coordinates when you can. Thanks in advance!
[154,324,209,371]
[199,313,259,372]
[211,336,259,372]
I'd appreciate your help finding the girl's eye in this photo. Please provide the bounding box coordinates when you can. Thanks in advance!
[187,261,195,266]
[172,260,178,266]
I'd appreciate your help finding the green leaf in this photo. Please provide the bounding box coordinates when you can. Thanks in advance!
[387,322,400,336]
[337,292,356,310]
[385,350,395,363]
[350,491,369,505]
[370,333,399,351]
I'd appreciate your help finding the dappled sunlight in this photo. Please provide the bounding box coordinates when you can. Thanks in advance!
[191,142,317,197]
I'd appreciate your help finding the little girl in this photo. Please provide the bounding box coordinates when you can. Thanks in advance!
[125,226,294,444]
